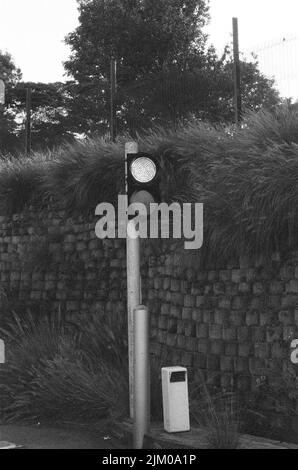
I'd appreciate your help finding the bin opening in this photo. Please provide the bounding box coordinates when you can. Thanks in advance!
[170,371,186,383]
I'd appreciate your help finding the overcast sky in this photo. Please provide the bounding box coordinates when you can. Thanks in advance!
[0,0,297,98]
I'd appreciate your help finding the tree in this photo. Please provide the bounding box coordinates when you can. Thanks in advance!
[0,51,22,154]
[0,53,74,154]
[64,0,280,135]
[64,0,210,134]
[9,82,75,151]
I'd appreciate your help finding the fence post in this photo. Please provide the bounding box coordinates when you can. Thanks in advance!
[110,57,117,142]
[25,87,32,156]
[233,17,242,124]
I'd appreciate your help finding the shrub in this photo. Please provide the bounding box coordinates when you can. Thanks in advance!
[1,107,298,263]
[0,153,50,213]
[0,310,128,424]
[190,375,240,449]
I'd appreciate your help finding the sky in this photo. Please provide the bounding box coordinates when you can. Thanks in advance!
[0,0,298,98]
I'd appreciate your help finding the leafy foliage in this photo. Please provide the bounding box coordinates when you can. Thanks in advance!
[190,374,240,449]
[0,51,23,155]
[64,0,280,134]
[0,310,128,423]
[1,106,298,263]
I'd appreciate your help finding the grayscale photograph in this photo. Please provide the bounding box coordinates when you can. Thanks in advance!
[0,0,298,459]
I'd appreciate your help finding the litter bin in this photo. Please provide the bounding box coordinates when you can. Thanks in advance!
[161,366,190,433]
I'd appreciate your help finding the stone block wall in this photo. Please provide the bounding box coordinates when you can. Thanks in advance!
[0,207,297,396]
[0,209,127,323]
[148,250,298,394]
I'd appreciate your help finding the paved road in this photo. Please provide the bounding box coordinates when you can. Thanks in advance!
[0,423,119,449]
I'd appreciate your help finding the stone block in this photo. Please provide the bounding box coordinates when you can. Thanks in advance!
[235,357,249,373]
[185,337,197,351]
[219,270,231,282]
[196,324,208,338]
[184,294,196,308]
[220,356,234,372]
[209,324,222,340]
[218,297,231,309]
[171,292,184,306]
[193,353,207,369]
[271,342,286,359]
[283,326,296,341]
[280,266,295,281]
[214,309,228,325]
[158,316,167,329]
[207,354,220,371]
[246,311,259,326]
[238,342,253,357]
[266,326,282,342]
[196,295,205,307]
[225,342,238,356]
[230,310,246,326]
[223,327,237,341]
[161,303,170,316]
[249,358,265,375]
[281,295,298,308]
[210,339,224,355]
[239,281,251,294]
[166,333,177,347]
[251,327,266,342]
[184,322,196,337]
[191,308,202,322]
[231,270,242,283]
[169,306,181,319]
[203,310,213,323]
[237,326,250,342]
[287,280,298,294]
[270,281,284,294]
[213,282,225,295]
[170,279,181,292]
[253,283,265,295]
[278,310,293,325]
[197,339,209,354]
[182,307,192,320]
[232,296,246,309]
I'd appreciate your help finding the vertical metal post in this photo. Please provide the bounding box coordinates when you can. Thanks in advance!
[0,80,5,105]
[125,142,139,419]
[233,17,242,124]
[110,56,117,142]
[133,305,150,449]
[25,87,32,156]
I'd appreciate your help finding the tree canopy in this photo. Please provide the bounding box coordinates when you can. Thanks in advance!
[64,0,280,134]
[0,1,282,153]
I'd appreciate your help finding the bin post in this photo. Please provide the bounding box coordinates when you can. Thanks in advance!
[133,305,150,449]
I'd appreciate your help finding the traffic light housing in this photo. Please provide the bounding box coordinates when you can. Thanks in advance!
[126,152,161,206]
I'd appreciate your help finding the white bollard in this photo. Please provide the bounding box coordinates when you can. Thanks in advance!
[162,366,190,433]
[133,305,150,449]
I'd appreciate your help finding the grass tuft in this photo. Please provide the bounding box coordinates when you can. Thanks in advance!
[1,106,298,261]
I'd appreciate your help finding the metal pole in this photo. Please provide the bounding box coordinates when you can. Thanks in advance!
[0,80,5,105]
[25,87,32,156]
[133,305,150,449]
[125,142,140,420]
[232,18,242,124]
[110,56,117,141]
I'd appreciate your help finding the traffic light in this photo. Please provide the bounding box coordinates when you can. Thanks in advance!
[126,152,161,207]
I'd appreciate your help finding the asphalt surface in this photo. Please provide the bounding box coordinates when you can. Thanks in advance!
[0,423,119,449]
